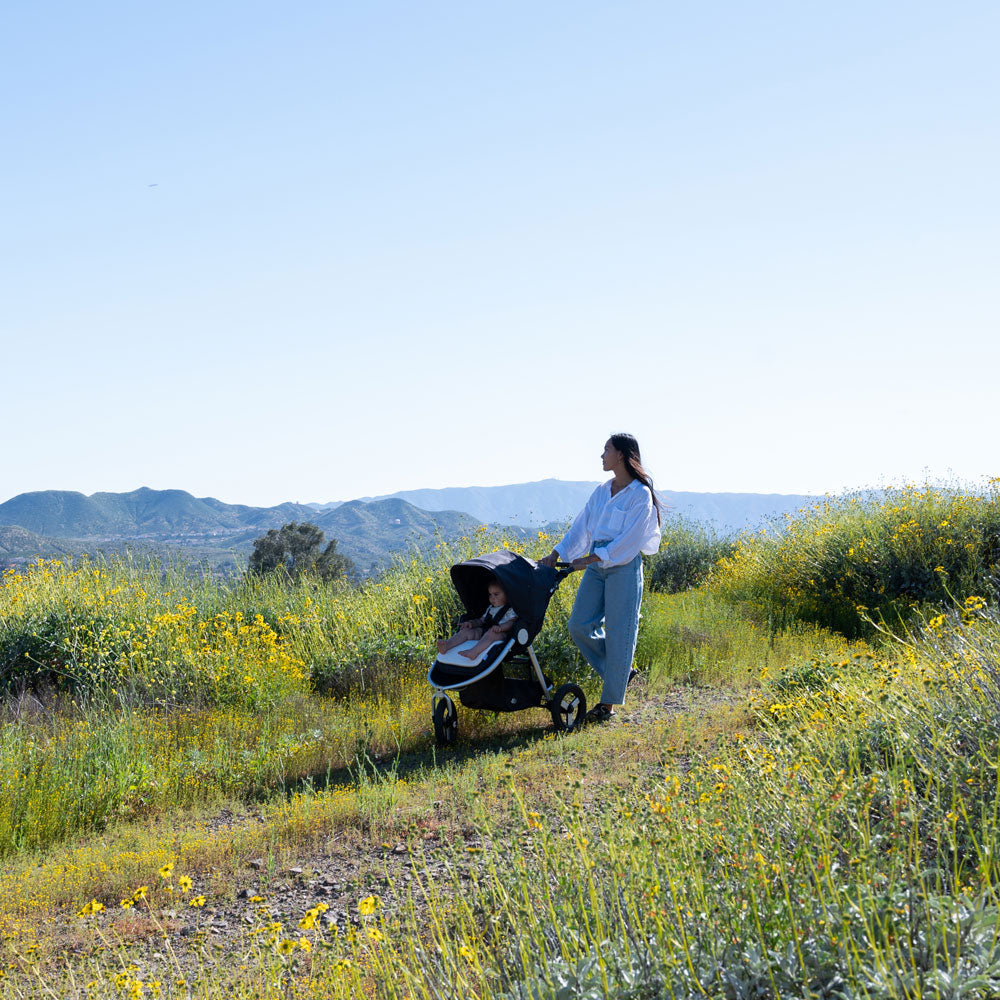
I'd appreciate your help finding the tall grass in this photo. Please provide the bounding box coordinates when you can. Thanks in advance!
[0,529,581,858]
[0,527,578,706]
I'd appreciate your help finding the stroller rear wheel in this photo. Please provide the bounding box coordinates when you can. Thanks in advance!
[433,695,458,746]
[550,683,586,732]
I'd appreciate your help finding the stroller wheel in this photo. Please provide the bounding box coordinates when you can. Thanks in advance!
[433,695,458,747]
[550,684,586,732]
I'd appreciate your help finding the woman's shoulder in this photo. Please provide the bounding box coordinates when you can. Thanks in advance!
[587,481,613,501]
[623,479,654,503]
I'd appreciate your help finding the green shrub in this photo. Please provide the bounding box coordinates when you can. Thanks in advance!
[712,483,1000,637]
[646,518,734,594]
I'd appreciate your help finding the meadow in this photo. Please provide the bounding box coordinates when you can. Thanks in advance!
[0,486,999,998]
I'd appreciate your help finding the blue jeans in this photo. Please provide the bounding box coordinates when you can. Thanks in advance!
[568,554,643,705]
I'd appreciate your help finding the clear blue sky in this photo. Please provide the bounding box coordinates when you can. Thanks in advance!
[3,1,998,507]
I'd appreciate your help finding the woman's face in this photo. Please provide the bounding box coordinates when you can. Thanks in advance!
[601,439,623,473]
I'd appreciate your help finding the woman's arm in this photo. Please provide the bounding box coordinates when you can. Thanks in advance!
[551,488,601,564]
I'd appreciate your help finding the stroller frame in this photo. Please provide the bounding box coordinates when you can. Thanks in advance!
[427,550,586,745]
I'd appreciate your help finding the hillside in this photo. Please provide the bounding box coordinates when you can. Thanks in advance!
[0,525,81,561]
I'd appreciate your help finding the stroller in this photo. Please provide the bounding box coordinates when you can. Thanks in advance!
[427,549,585,746]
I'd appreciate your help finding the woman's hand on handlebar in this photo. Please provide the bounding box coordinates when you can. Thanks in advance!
[537,550,559,568]
[571,555,599,572]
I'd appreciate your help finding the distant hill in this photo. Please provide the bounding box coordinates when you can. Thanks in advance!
[314,499,479,574]
[324,479,819,534]
[344,479,600,528]
[0,488,315,538]
[659,491,818,533]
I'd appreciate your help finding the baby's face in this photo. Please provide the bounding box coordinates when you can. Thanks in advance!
[487,584,506,607]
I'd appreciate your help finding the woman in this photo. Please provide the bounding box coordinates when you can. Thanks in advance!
[539,433,662,721]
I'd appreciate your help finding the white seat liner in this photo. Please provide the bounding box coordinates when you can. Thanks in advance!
[435,638,501,667]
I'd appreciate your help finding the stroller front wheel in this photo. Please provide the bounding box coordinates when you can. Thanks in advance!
[433,695,458,747]
[550,684,586,732]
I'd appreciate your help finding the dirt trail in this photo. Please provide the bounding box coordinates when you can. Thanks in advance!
[52,684,742,980]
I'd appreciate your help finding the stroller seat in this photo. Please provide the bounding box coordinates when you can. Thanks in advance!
[435,639,503,667]
[428,550,586,744]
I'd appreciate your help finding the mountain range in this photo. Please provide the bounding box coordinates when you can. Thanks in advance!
[0,489,479,575]
[0,482,819,574]
[311,479,818,533]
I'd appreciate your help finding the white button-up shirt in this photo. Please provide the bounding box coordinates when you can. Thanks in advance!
[554,479,661,568]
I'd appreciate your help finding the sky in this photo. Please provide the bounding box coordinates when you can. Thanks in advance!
[3,1,998,508]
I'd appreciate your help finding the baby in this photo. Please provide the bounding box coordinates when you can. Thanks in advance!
[437,579,517,660]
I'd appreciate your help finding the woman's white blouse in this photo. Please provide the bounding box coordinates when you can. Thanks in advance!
[554,480,661,568]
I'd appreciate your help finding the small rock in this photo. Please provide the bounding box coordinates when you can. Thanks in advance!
[248,859,264,871]
[236,889,251,899]
[287,867,304,877]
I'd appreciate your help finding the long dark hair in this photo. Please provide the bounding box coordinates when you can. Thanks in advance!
[611,432,663,526]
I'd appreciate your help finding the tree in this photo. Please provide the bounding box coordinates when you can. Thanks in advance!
[248,522,355,582]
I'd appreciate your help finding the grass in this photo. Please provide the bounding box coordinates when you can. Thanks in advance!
[1,486,1000,996]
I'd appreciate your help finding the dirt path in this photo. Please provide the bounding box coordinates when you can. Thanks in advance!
[47,683,743,983]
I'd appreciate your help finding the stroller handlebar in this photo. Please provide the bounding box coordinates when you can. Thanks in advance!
[553,561,578,582]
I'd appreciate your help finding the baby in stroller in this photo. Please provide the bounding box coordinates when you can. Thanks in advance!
[436,578,518,660]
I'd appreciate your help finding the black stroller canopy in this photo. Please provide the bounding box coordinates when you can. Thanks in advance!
[450,550,561,643]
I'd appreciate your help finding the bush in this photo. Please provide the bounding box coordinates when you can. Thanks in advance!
[712,482,1000,637]
[248,522,355,582]
[646,519,734,594]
